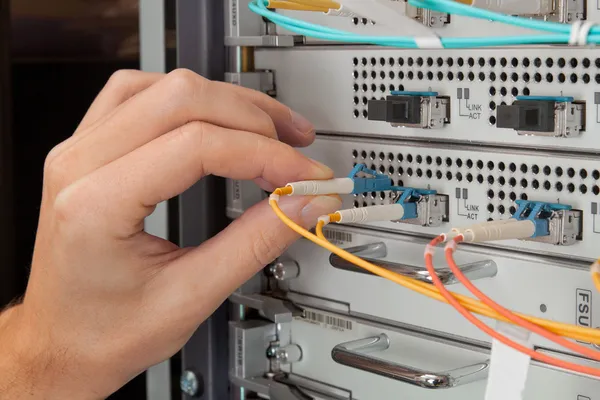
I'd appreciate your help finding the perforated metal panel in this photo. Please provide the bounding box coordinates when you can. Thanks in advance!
[256,47,600,153]
[301,135,600,261]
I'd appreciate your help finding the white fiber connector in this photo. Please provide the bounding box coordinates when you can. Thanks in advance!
[463,220,536,243]
[286,178,354,196]
[451,219,515,235]
[335,204,405,224]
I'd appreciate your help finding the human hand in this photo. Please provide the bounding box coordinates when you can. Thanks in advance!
[0,69,341,399]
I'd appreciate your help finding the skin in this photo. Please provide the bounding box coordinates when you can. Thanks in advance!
[0,69,341,399]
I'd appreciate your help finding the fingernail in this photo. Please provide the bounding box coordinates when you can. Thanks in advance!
[291,110,315,136]
[300,196,342,228]
[309,159,335,179]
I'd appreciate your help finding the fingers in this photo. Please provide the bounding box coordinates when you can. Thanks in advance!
[76,70,164,133]
[213,82,316,147]
[163,195,342,315]
[59,69,279,185]
[54,121,333,237]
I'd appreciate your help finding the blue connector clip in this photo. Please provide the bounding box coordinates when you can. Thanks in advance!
[348,164,393,194]
[516,95,574,103]
[393,188,437,220]
[512,200,572,238]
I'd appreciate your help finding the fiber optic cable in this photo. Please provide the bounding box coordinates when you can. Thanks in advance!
[268,1,330,12]
[592,260,600,293]
[250,0,600,48]
[423,235,600,378]
[442,235,600,361]
[268,187,600,343]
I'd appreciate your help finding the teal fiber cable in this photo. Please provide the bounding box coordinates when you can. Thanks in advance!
[249,0,600,48]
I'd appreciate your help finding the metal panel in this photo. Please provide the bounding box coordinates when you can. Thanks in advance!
[281,224,599,353]
[255,47,600,153]
[176,1,229,399]
[301,135,600,261]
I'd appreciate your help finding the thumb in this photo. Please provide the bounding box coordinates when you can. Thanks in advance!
[167,194,342,308]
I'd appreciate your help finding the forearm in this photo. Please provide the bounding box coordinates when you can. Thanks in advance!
[0,304,101,399]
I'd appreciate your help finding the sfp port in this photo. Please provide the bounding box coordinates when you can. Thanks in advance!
[496,96,585,138]
[455,0,585,23]
[404,3,450,27]
[388,188,449,227]
[512,200,583,246]
[368,91,450,130]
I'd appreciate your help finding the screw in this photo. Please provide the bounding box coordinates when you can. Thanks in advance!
[180,370,200,397]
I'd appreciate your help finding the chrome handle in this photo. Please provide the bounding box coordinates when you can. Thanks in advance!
[329,242,497,285]
[331,334,489,389]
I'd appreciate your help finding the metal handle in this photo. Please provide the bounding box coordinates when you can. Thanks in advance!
[329,242,497,285]
[331,334,489,389]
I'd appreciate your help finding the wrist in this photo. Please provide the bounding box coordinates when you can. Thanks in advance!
[0,304,104,399]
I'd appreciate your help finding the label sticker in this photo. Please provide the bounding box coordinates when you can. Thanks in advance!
[298,310,353,331]
[576,289,592,345]
[322,228,353,246]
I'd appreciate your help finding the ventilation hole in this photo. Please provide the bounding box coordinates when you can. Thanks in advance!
[447,72,454,81]
[466,159,473,168]
[511,57,518,67]
[363,201,368,207]
[511,73,519,82]
[489,72,497,82]
[447,57,454,67]
[399,71,405,80]
[456,158,463,168]
[353,110,360,118]
[509,177,517,187]
[458,57,465,66]
[511,87,519,97]
[532,164,539,174]
[476,174,484,184]
[380,84,386,92]
[534,58,542,67]
[488,57,497,67]
[509,206,516,215]
[458,72,465,81]
[498,162,506,171]
[583,74,591,84]
[379,71,385,79]
[379,57,385,66]
[489,87,497,96]
[417,71,424,80]
[543,165,551,176]
[521,193,528,200]
[436,156,443,166]
[408,57,414,66]
[361,150,367,159]
[534,73,542,83]
[407,154,413,163]
[388,57,395,66]
[558,58,566,68]
[416,168,423,177]
[487,175,495,185]
[379,165,385,173]
[479,72,485,81]
[398,166,404,175]
[498,205,506,214]
[489,101,496,111]
[520,164,528,173]
[437,57,444,67]
[416,155,423,164]
[509,163,517,173]
[370,84,377,92]
[456,172,463,181]
[487,204,495,213]
[487,161,495,170]
[436,170,443,179]
[488,189,495,199]
[426,155,433,165]
[544,181,553,191]
[583,58,590,68]
[499,191,506,200]
[380,192,386,200]
[353,84,359,92]
[509,192,517,201]
[521,179,528,188]
[498,176,506,186]
[580,184,588,194]
[446,171,453,181]
[555,166,563,177]
[426,170,432,178]
[596,74,600,84]
[426,71,434,81]
[567,167,575,178]
[567,183,575,193]
[570,74,578,83]
[500,87,508,96]
[594,170,600,180]
[389,84,396,91]
[446,157,453,167]
[438,72,444,81]
[353,96,359,105]
[362,110,368,119]
[570,58,578,68]
[398,57,405,66]
[353,71,359,79]
[532,179,539,189]
[500,72,508,82]
[427,57,434,67]
[580,169,588,179]
[555,182,563,192]
[500,57,508,67]
[546,73,554,83]
[362,84,368,92]
[407,167,413,176]
[594,185,600,195]
[546,58,553,67]
[467,173,473,182]
[523,73,530,82]
[475,160,483,170]
[377,152,384,161]
[388,166,395,174]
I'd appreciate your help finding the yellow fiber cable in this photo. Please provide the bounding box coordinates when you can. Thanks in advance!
[593,273,600,293]
[270,188,600,343]
[267,0,330,11]
[286,0,341,10]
